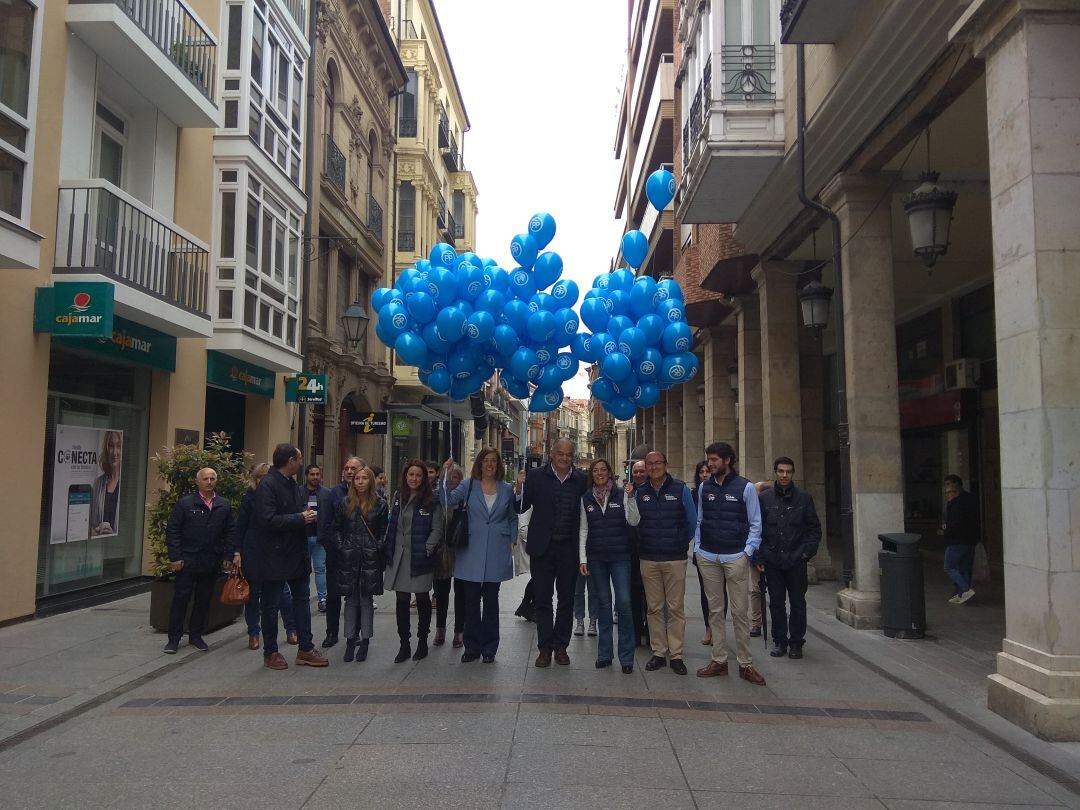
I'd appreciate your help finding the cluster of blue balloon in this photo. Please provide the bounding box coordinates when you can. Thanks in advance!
[370,213,582,412]
[581,168,699,421]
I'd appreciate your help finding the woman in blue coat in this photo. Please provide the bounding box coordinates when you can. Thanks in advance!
[441,448,516,663]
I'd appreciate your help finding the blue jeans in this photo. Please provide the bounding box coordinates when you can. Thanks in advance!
[589,559,634,666]
[260,577,314,654]
[944,544,976,595]
[574,571,599,620]
[307,536,327,602]
[244,581,295,637]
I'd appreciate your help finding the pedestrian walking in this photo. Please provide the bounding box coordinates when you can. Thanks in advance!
[322,456,364,648]
[301,464,333,613]
[441,449,517,663]
[432,463,467,648]
[628,460,649,647]
[943,474,979,604]
[758,457,821,660]
[236,462,296,650]
[332,467,389,663]
[254,444,329,670]
[635,451,696,674]
[694,442,766,685]
[385,460,444,662]
[515,439,589,668]
[579,459,641,673]
[689,460,714,646]
[163,467,238,654]
[573,570,599,637]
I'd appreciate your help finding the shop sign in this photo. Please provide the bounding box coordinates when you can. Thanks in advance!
[34,283,114,338]
[349,411,389,434]
[285,374,327,404]
[391,414,414,438]
[55,316,177,372]
[206,351,275,398]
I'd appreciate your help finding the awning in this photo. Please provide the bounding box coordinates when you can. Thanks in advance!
[701,252,760,296]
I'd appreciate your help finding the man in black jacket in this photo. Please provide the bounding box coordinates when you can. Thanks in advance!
[164,467,238,654]
[944,474,979,605]
[757,457,821,660]
[515,439,589,667]
[254,443,329,670]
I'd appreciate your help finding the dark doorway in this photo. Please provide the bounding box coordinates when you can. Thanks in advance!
[205,387,246,452]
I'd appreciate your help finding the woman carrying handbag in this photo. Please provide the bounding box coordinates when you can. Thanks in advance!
[440,448,516,664]
[332,467,389,663]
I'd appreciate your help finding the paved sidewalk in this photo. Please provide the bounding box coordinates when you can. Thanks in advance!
[0,572,1077,808]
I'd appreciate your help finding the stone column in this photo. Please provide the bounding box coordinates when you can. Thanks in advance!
[683,357,707,481]
[735,295,765,482]
[821,172,903,630]
[703,326,738,448]
[955,1,1080,740]
[665,384,685,478]
[800,326,835,580]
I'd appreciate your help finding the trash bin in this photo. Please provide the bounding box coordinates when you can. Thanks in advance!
[878,533,925,639]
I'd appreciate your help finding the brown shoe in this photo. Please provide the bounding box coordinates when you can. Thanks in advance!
[296,648,329,667]
[264,651,288,670]
[696,660,729,678]
[739,664,766,685]
[286,632,299,645]
[452,632,464,649]
[248,635,260,651]
[701,630,712,646]
[433,628,446,646]
[554,648,570,666]
[535,649,552,668]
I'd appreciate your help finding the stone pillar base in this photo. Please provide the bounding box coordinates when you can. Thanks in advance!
[987,640,1080,741]
[811,561,836,581]
[835,587,881,630]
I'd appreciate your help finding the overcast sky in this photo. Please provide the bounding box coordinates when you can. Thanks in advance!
[436,1,627,397]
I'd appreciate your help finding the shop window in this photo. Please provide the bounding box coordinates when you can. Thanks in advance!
[958,285,997,389]
[896,309,943,400]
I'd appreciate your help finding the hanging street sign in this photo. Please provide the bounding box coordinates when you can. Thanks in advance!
[285,374,327,404]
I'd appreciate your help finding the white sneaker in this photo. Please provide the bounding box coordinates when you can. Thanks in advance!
[957,589,976,604]
[587,619,598,636]
[612,612,618,625]
[574,619,585,636]
[948,594,962,604]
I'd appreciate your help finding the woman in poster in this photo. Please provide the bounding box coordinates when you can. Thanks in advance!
[90,430,122,536]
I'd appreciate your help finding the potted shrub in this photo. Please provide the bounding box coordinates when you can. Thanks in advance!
[147,433,253,633]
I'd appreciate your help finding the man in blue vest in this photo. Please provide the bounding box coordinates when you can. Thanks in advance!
[635,451,697,675]
[694,441,766,685]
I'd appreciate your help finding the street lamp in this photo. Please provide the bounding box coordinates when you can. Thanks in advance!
[797,280,834,329]
[341,301,371,349]
[727,363,739,395]
[903,171,957,270]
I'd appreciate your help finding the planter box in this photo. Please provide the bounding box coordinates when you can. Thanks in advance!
[149,576,243,634]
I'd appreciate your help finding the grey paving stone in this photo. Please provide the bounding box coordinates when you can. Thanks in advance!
[843,757,1061,805]
[501,784,697,809]
[332,741,511,785]
[507,741,687,789]
[308,779,504,809]
[514,711,669,748]
[357,710,517,744]
[882,802,1064,809]
[818,728,991,763]
[677,750,871,796]
[694,793,888,809]
[664,718,826,757]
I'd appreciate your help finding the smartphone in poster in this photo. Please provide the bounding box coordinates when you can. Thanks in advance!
[51,426,123,543]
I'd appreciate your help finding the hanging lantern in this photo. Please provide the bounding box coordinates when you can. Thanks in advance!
[727,363,739,394]
[903,171,958,270]
[341,301,371,348]
[797,280,834,329]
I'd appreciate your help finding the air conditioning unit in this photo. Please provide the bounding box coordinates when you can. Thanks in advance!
[945,358,981,391]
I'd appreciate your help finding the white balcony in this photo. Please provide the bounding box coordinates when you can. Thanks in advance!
[629,58,675,214]
[66,0,220,128]
[54,179,212,337]
[678,46,785,224]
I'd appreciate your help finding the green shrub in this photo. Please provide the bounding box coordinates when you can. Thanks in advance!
[146,433,252,578]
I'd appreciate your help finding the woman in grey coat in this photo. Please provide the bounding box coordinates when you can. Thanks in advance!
[385,459,444,663]
[441,448,516,664]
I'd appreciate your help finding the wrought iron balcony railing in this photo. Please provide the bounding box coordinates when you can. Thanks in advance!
[438,114,450,149]
[453,222,465,240]
[400,18,418,39]
[399,116,417,137]
[720,45,776,102]
[366,194,383,237]
[397,229,415,251]
[441,132,460,171]
[437,195,447,229]
[445,212,456,245]
[324,134,346,194]
[55,180,209,316]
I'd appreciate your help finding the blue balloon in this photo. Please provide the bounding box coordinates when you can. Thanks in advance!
[580,297,610,332]
[465,310,495,343]
[592,273,612,291]
[528,212,557,250]
[422,322,453,354]
[607,315,633,337]
[379,302,411,338]
[618,327,648,360]
[550,279,579,307]
[609,268,636,293]
[375,318,396,347]
[395,268,419,293]
[436,306,466,340]
[656,298,685,324]
[480,257,498,268]
[571,333,597,362]
[630,277,659,318]
[526,310,557,343]
[510,233,539,269]
[633,382,661,408]
[450,376,479,400]
[503,375,531,399]
[372,286,394,311]
[621,230,648,269]
[510,347,541,381]
[554,352,578,381]
[554,307,580,339]
[583,288,600,301]
[606,396,637,421]
[457,264,487,301]
[646,168,676,211]
[662,321,693,354]
[430,354,449,373]
[591,376,614,402]
[533,344,556,366]
[533,364,563,393]
[502,299,531,333]
[492,323,520,356]
[395,332,428,367]
[608,289,631,318]
[475,289,506,315]
[427,267,458,306]
[530,388,564,413]
[454,252,480,271]
[533,251,563,289]
[485,267,510,294]
[637,313,665,345]
[637,347,663,382]
[509,268,537,300]
[593,331,619,357]
[429,242,457,269]
[661,352,693,384]
[602,352,634,382]
[529,292,557,313]
[611,376,639,397]
[655,278,685,305]
[684,352,700,381]
[426,369,452,394]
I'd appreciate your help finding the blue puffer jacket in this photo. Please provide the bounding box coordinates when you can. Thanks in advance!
[583,489,633,561]
[635,475,691,561]
[698,473,751,556]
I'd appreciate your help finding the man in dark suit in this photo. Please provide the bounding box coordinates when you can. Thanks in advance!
[164,467,238,654]
[254,443,329,670]
[944,474,980,604]
[515,439,589,668]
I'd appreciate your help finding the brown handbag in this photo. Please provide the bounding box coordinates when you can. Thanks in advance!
[220,564,250,605]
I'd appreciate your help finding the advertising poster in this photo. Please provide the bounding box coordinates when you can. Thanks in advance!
[51,425,124,544]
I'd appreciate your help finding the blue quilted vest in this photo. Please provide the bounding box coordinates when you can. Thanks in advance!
[583,488,632,561]
[386,495,436,576]
[698,473,750,556]
[635,475,690,561]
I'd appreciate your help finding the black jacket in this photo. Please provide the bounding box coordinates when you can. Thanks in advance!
[165,493,236,573]
[253,467,310,581]
[333,496,389,598]
[235,490,261,580]
[301,483,335,549]
[757,483,821,570]
[516,464,589,557]
[944,490,980,545]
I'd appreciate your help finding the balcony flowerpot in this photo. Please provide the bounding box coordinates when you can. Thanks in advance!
[149,574,243,633]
